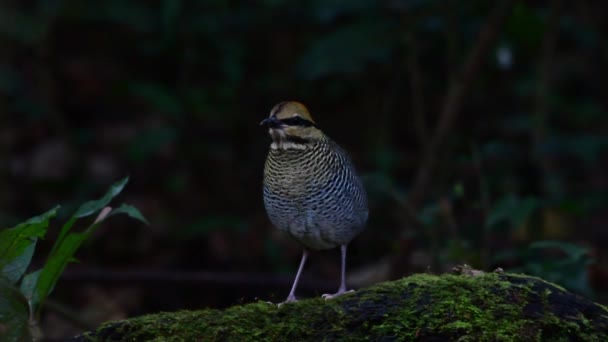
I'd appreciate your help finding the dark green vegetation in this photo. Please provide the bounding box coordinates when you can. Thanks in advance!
[0,178,147,341]
[73,272,608,341]
[1,0,608,339]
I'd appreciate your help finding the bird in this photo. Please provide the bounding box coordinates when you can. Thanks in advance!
[261,101,368,304]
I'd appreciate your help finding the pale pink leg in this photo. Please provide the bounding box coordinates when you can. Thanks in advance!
[322,244,354,300]
[281,250,308,305]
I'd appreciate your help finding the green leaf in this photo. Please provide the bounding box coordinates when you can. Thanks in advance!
[1,241,36,284]
[33,177,136,314]
[0,276,30,342]
[35,232,89,314]
[0,206,58,282]
[74,176,129,218]
[20,269,41,314]
[48,217,77,260]
[109,204,149,225]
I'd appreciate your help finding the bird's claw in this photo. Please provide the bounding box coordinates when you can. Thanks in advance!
[322,289,354,300]
[277,295,298,307]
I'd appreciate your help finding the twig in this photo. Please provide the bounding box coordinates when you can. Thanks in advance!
[407,0,516,209]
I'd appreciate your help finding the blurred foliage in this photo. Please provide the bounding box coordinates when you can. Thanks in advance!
[0,177,146,341]
[494,240,593,296]
[0,0,607,339]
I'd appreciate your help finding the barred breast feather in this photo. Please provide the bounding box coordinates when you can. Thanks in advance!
[263,139,368,250]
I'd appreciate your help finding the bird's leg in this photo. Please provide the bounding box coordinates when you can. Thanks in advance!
[281,249,308,305]
[322,244,355,300]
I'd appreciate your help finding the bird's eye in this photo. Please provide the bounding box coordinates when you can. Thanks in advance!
[280,116,316,127]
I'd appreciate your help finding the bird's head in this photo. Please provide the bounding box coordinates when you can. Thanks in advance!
[260,101,325,149]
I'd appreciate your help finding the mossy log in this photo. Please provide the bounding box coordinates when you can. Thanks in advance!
[71,271,608,341]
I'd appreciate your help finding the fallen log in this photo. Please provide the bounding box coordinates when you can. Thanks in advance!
[71,270,608,341]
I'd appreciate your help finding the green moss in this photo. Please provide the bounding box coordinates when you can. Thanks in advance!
[76,272,608,341]
[366,273,533,340]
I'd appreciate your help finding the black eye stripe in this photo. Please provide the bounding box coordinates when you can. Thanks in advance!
[280,116,317,127]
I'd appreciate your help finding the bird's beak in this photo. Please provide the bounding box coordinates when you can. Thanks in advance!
[260,116,282,128]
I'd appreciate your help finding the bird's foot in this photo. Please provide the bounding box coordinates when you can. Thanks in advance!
[277,294,298,307]
[322,289,354,300]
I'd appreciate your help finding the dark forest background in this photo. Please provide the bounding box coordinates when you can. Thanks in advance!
[1,0,607,339]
